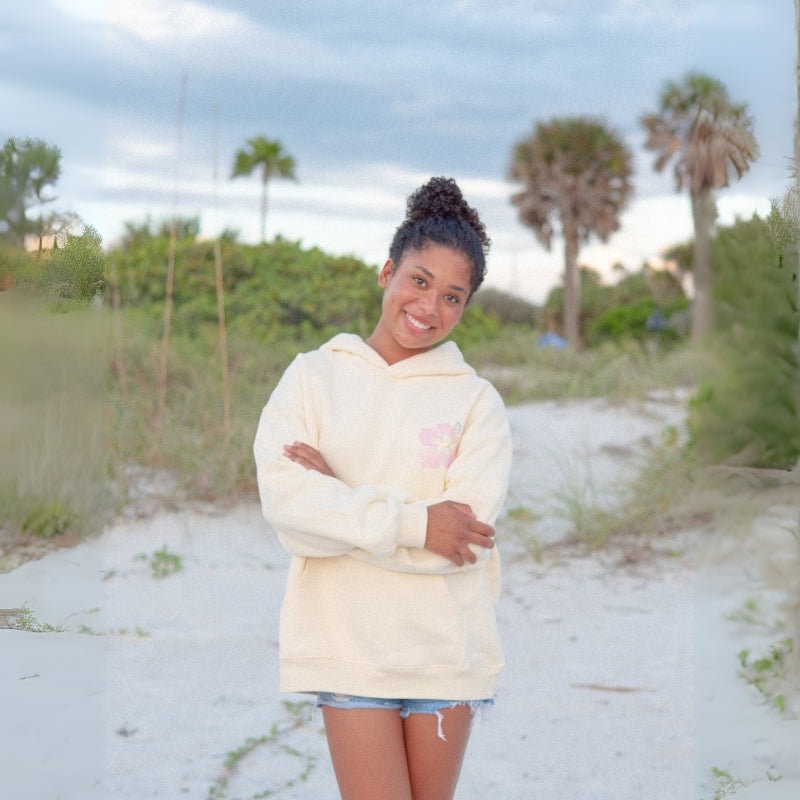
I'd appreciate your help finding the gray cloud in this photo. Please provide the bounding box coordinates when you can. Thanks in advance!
[2,0,791,299]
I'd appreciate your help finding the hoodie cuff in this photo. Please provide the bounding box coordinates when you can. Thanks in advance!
[395,502,429,550]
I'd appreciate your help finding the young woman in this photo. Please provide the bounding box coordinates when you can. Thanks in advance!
[254,176,512,799]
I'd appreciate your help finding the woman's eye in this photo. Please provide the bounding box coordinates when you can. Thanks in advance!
[445,294,460,304]
[413,276,426,286]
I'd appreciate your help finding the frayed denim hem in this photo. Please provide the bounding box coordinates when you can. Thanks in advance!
[315,693,494,741]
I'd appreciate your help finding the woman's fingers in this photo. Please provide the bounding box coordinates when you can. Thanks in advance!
[283,442,334,476]
[425,501,495,565]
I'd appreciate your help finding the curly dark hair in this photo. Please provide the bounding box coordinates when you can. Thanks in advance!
[388,176,490,296]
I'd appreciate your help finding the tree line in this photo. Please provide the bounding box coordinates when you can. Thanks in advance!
[0,71,758,347]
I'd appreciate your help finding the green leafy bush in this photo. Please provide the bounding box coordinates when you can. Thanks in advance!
[588,297,689,346]
[471,286,538,325]
[543,264,688,347]
[21,502,77,538]
[40,225,105,304]
[108,228,383,344]
[689,214,800,468]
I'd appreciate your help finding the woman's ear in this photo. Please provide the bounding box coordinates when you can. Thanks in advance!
[377,259,394,288]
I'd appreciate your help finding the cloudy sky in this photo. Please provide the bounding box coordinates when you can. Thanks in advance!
[2,0,795,301]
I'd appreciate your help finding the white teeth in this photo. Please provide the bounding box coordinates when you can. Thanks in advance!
[405,312,431,330]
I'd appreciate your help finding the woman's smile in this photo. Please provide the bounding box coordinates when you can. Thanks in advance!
[404,311,434,331]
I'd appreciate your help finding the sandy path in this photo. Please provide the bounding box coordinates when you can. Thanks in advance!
[1,396,798,799]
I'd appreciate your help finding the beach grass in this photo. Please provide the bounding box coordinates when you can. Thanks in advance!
[2,301,705,543]
[0,296,113,542]
[470,333,705,405]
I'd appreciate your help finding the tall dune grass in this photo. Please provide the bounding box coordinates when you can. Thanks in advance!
[110,310,300,505]
[467,331,706,404]
[0,296,112,538]
[112,315,703,508]
[2,300,705,540]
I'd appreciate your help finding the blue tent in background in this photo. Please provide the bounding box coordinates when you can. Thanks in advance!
[537,332,568,349]
[646,308,668,332]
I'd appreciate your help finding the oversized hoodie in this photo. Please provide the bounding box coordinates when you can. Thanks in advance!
[253,333,513,700]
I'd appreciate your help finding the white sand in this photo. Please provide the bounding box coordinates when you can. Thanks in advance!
[2,396,798,799]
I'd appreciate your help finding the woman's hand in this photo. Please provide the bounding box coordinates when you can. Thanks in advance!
[283,441,335,477]
[424,501,494,566]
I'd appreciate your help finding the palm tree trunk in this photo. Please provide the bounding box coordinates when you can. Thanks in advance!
[690,188,717,343]
[563,227,581,348]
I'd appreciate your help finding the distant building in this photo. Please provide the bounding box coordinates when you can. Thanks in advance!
[24,231,68,252]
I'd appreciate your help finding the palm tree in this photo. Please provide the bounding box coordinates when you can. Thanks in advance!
[0,136,61,247]
[230,136,296,243]
[508,117,633,348]
[641,73,759,342]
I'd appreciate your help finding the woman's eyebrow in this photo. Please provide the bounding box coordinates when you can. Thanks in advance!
[417,266,467,295]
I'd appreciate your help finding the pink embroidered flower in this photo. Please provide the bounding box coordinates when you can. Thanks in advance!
[419,422,461,469]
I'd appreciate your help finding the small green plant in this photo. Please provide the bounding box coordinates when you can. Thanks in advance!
[21,502,77,538]
[548,449,611,546]
[766,764,782,782]
[726,597,768,627]
[738,637,794,713]
[78,624,102,635]
[115,627,151,637]
[708,766,749,799]
[13,604,64,633]
[542,424,699,549]
[507,506,538,521]
[502,505,543,561]
[206,700,317,799]
[138,546,183,578]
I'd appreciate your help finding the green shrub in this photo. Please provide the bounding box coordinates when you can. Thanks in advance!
[588,297,689,346]
[471,286,538,325]
[689,214,800,468]
[542,263,689,348]
[108,231,382,344]
[21,502,77,538]
[40,225,105,304]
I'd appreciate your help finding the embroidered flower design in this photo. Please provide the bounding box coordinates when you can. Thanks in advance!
[419,422,462,469]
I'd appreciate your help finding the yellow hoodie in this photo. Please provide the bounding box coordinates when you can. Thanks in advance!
[254,333,512,700]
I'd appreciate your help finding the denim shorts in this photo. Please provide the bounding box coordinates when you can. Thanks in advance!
[316,692,492,740]
[316,692,492,717]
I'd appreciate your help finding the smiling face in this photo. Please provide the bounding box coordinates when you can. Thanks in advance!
[366,243,472,364]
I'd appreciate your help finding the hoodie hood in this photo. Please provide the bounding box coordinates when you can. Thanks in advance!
[320,333,475,378]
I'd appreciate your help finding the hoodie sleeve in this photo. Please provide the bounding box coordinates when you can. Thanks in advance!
[346,382,513,574]
[253,356,430,558]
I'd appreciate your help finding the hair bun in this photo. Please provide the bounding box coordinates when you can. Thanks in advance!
[406,176,489,248]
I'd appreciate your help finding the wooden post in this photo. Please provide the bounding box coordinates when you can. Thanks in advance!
[212,101,232,436]
[155,71,187,444]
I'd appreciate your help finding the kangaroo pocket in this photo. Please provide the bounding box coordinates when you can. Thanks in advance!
[280,555,469,669]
